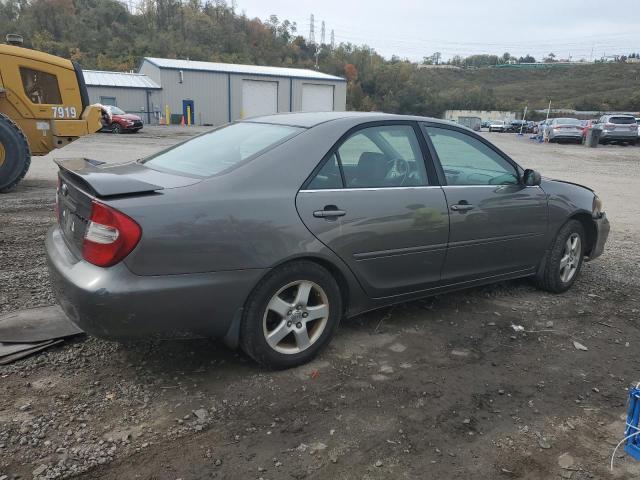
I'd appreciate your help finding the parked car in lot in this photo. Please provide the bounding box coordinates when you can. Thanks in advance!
[546,118,584,144]
[100,105,144,134]
[489,120,507,132]
[46,112,610,368]
[592,114,638,145]
[481,120,492,129]
[507,120,528,133]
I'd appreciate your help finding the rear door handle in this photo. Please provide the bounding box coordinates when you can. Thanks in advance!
[450,204,475,212]
[313,208,346,218]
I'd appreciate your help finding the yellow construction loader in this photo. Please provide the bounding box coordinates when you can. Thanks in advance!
[0,34,102,192]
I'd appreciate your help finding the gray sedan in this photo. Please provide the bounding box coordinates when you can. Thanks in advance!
[46,112,610,368]
[546,118,584,143]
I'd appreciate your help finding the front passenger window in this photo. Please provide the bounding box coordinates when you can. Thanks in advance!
[425,127,519,186]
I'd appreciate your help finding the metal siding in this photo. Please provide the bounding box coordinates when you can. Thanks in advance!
[87,86,147,113]
[159,68,228,126]
[334,82,347,111]
[139,61,162,86]
[86,86,163,124]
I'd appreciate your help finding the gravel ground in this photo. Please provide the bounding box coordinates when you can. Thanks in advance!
[1,127,639,480]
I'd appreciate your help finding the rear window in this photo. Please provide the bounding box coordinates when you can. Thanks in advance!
[610,116,636,125]
[554,118,581,125]
[144,122,303,177]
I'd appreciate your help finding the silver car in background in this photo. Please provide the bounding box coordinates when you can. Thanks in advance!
[592,114,638,145]
[546,118,584,144]
[488,120,507,132]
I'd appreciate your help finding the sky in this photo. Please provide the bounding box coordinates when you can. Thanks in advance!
[234,0,640,62]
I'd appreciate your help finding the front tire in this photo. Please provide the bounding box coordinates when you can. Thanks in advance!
[0,114,31,193]
[240,261,342,369]
[536,220,585,293]
[111,124,122,134]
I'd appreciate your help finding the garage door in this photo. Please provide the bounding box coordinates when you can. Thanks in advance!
[301,84,334,112]
[242,80,278,118]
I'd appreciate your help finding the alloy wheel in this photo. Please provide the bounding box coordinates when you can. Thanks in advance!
[262,280,329,354]
[559,233,581,283]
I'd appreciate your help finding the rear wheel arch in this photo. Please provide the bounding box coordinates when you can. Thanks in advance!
[258,255,351,315]
[239,257,344,368]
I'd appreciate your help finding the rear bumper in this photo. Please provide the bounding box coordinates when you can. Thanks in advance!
[587,213,610,260]
[601,132,636,141]
[549,131,582,139]
[45,226,266,340]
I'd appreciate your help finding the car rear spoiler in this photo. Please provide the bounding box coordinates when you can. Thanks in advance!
[55,158,164,197]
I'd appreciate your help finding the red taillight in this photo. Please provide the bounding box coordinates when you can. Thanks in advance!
[604,123,616,130]
[82,200,141,267]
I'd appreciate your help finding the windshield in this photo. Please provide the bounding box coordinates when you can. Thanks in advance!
[554,118,581,125]
[108,106,126,115]
[144,122,303,177]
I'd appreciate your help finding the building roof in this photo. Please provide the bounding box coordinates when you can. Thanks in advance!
[142,57,346,82]
[82,70,161,89]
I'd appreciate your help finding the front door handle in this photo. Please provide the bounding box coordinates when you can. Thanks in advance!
[313,206,346,218]
[450,204,475,212]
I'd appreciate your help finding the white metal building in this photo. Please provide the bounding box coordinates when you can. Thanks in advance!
[138,57,347,126]
[83,70,162,124]
[444,110,518,123]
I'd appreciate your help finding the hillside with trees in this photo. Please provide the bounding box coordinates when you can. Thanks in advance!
[1,0,639,117]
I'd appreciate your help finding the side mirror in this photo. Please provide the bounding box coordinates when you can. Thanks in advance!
[523,169,541,186]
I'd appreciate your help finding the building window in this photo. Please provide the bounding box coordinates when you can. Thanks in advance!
[19,67,62,104]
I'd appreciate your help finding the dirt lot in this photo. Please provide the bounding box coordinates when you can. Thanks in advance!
[1,127,639,480]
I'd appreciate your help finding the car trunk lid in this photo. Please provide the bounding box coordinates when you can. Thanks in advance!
[55,158,200,257]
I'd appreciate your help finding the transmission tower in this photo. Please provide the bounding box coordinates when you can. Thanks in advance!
[330,29,335,49]
[309,14,315,44]
[321,21,325,45]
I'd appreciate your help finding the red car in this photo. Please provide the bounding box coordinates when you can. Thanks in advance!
[100,105,143,134]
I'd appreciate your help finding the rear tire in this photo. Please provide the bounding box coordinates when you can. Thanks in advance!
[0,114,31,193]
[535,220,585,293]
[240,261,342,369]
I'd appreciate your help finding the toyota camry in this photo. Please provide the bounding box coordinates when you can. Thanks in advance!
[46,112,610,368]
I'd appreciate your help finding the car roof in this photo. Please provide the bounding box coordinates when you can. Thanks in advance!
[242,111,456,129]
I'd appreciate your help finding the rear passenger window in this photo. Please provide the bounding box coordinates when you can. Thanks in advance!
[307,154,342,190]
[305,124,429,190]
[338,125,428,188]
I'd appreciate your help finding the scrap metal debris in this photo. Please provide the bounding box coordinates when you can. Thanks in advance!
[0,305,83,364]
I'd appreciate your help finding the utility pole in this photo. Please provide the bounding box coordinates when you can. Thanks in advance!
[330,29,335,50]
[321,21,325,45]
[309,14,315,44]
